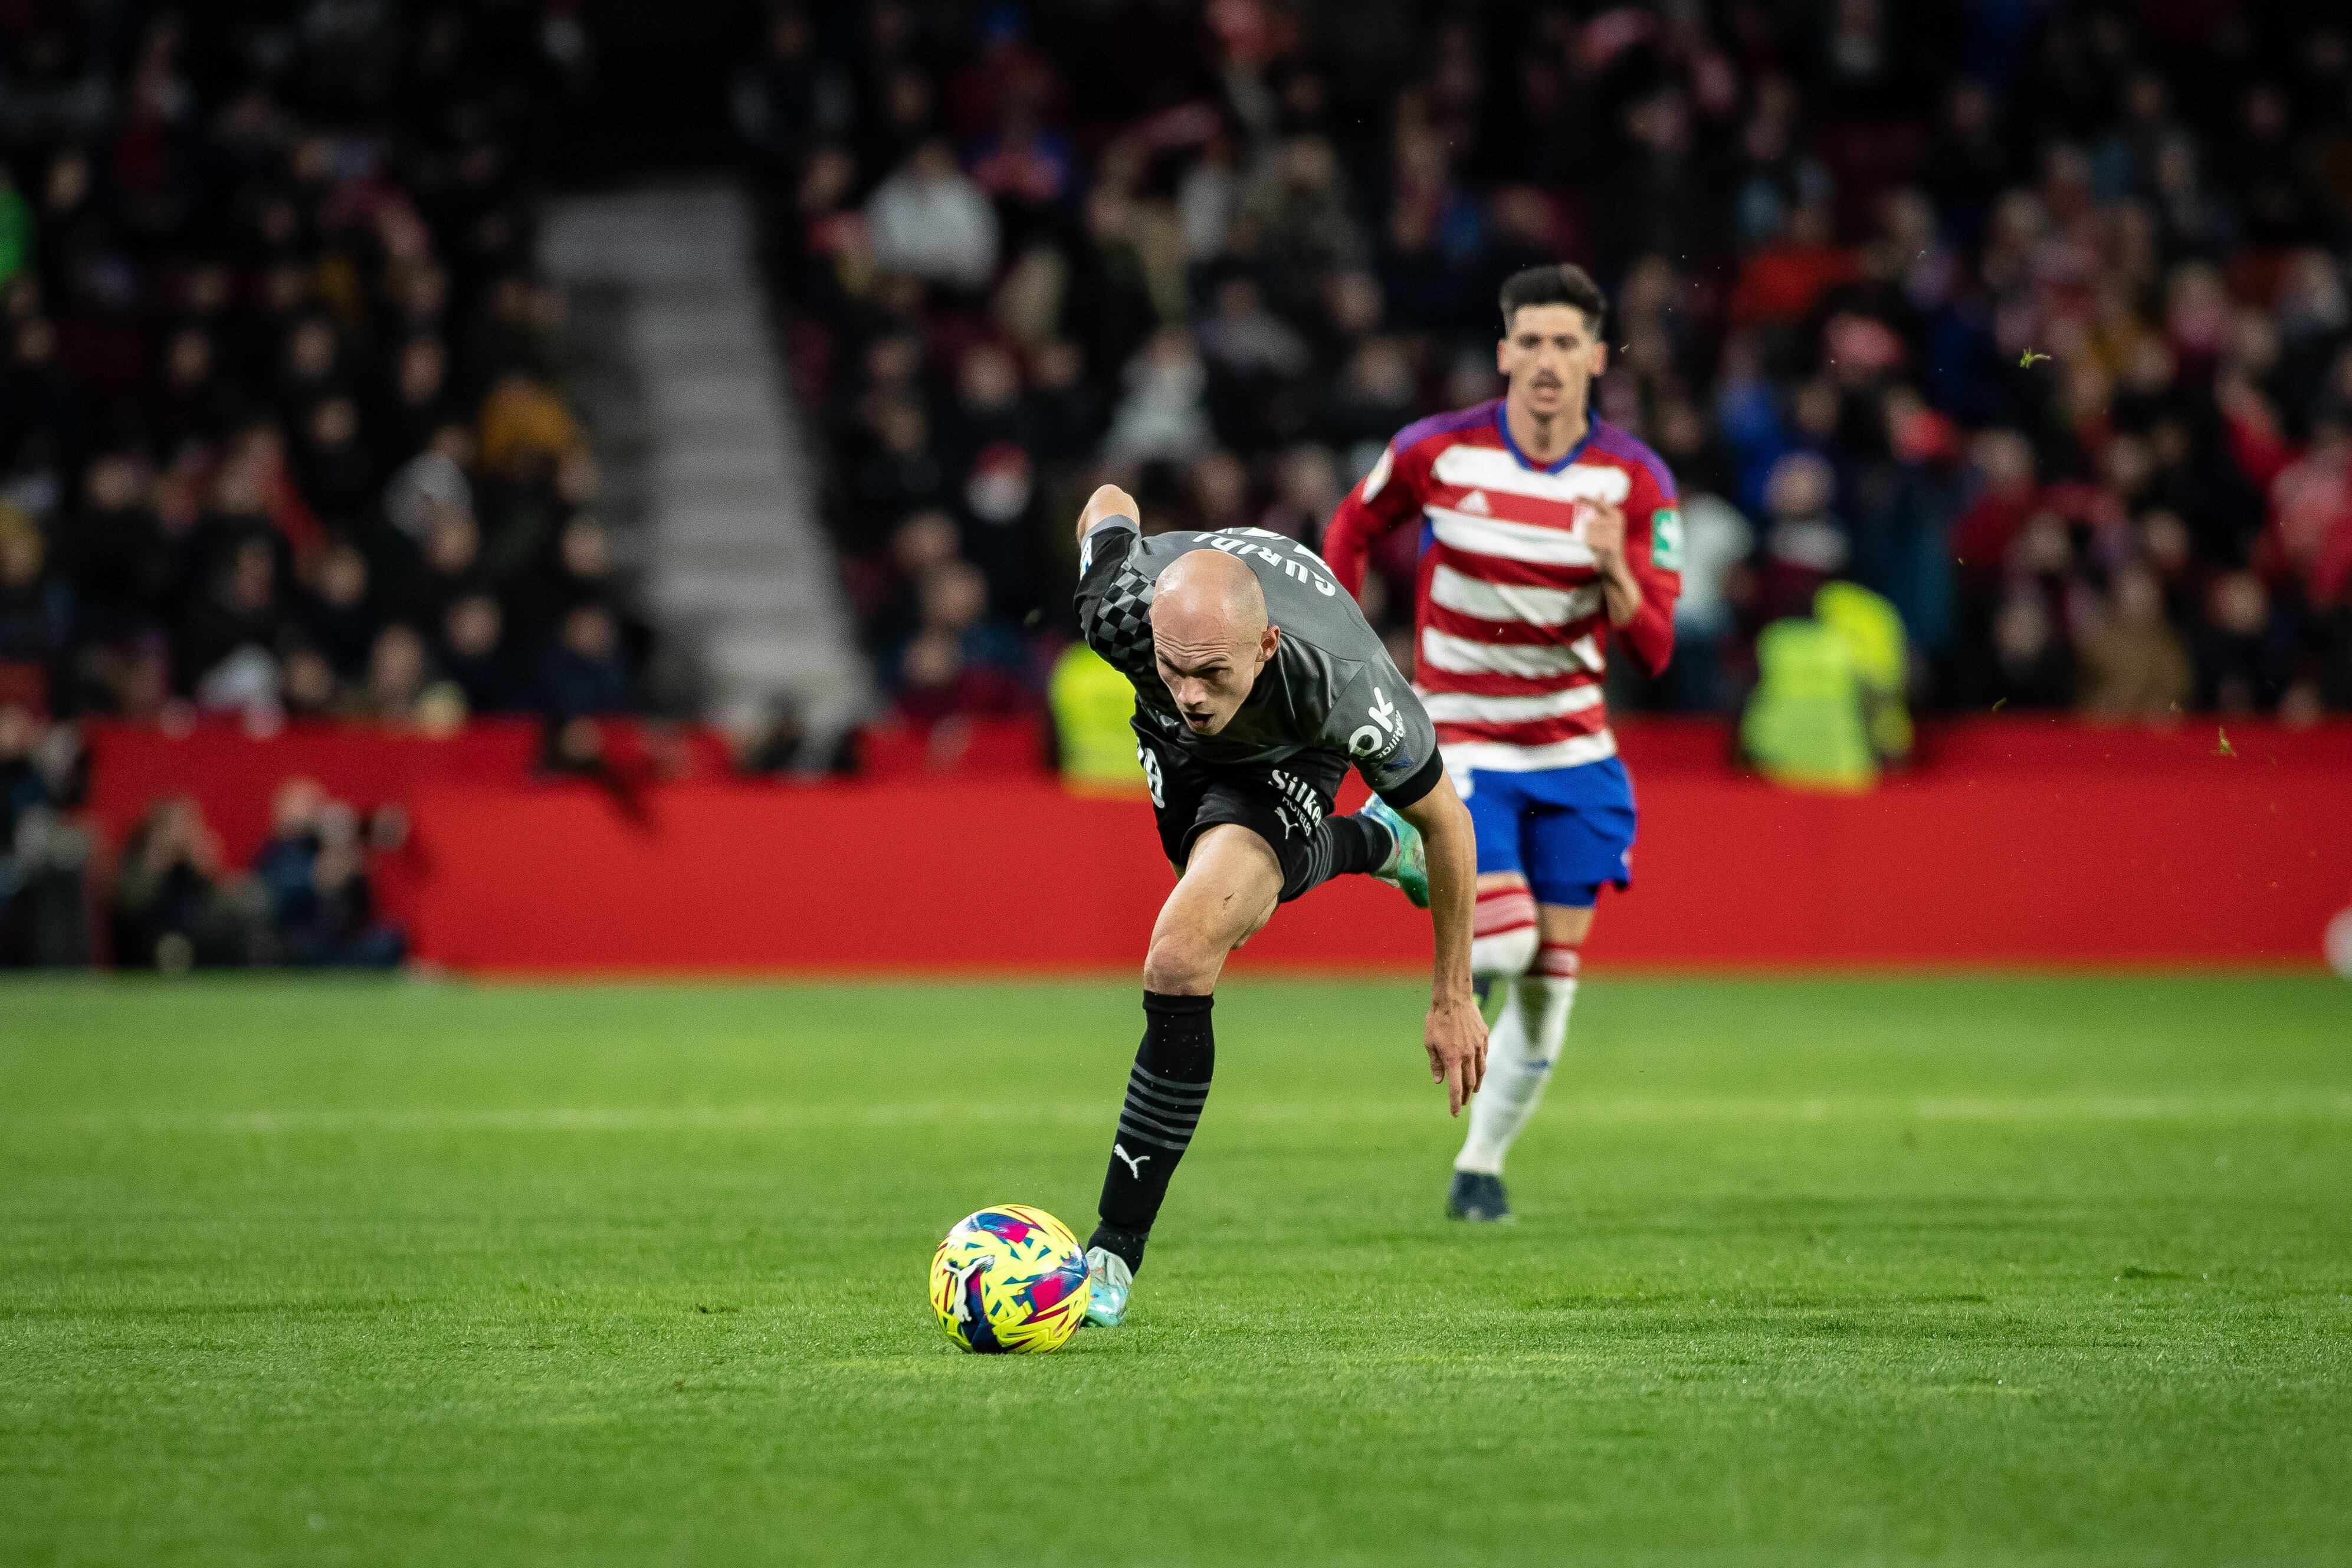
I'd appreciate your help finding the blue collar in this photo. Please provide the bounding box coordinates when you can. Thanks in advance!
[1494,404,1593,474]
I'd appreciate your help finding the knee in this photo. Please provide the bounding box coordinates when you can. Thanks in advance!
[1143,933,1220,995]
[1471,885,1539,979]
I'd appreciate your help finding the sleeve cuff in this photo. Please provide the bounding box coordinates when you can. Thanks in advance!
[1078,516,1139,576]
[1375,753,1445,811]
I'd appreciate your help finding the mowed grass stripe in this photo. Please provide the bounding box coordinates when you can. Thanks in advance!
[14,1091,2352,1135]
[2,974,2348,1567]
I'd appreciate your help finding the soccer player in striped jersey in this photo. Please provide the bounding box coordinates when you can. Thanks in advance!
[1322,263,1682,1222]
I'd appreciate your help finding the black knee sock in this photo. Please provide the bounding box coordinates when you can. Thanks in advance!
[1091,990,1213,1273]
[1282,813,1392,900]
[1328,812,1392,875]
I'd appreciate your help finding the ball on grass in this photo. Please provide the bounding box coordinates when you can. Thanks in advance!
[927,1205,1090,1354]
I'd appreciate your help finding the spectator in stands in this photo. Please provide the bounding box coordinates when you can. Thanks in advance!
[406,508,490,631]
[111,796,263,971]
[1756,453,1849,625]
[2078,563,2193,721]
[365,624,432,724]
[1662,488,1757,716]
[1991,589,2074,712]
[539,603,631,718]
[867,137,1000,291]
[252,778,405,969]
[1104,330,1213,465]
[300,541,379,684]
[180,537,285,711]
[0,503,67,704]
[854,400,950,534]
[61,452,169,651]
[892,628,1028,730]
[438,594,525,716]
[0,704,88,966]
[2197,570,2295,714]
[911,559,1031,693]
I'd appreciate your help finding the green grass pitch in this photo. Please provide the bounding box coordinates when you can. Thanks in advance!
[4,973,2350,1566]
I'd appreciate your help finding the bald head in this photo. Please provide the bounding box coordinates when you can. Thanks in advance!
[1153,549,1267,643]
[1150,549,1278,736]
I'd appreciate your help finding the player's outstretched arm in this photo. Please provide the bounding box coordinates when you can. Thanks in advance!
[1077,482,1139,544]
[1396,773,1487,1115]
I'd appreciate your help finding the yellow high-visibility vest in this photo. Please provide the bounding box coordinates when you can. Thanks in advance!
[1048,642,1146,790]
[1740,618,1878,792]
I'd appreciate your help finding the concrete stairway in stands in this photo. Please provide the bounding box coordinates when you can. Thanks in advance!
[540,185,868,740]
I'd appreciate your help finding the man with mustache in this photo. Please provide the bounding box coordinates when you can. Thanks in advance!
[1323,264,1684,1222]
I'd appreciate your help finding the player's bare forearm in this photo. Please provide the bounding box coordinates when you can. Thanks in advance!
[1401,780,1477,1005]
[1599,562,1643,627]
[1583,500,1644,627]
[1399,775,1487,1113]
[1078,483,1138,544]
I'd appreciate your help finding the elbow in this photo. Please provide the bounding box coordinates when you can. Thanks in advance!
[1400,774,1471,845]
[1621,608,1674,677]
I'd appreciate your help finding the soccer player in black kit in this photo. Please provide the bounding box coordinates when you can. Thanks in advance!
[1068,483,1487,1326]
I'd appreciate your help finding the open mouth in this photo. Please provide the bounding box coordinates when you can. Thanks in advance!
[1183,711,1213,730]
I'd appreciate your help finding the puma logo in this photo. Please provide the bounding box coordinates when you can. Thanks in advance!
[1112,1144,1151,1179]
[945,1257,988,1323]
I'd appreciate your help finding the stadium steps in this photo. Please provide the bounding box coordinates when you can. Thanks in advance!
[541,185,870,742]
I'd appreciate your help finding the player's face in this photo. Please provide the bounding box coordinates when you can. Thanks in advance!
[1497,304,1607,421]
[1154,624,1281,735]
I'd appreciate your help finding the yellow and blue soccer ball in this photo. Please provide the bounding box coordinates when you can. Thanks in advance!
[927,1204,1090,1354]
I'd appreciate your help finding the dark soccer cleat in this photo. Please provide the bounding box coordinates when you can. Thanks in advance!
[1446,1170,1513,1222]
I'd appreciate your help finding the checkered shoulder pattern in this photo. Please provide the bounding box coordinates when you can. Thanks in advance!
[1077,523,1159,681]
[1088,563,1157,678]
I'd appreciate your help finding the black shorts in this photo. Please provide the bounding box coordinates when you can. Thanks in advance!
[1134,724,1354,903]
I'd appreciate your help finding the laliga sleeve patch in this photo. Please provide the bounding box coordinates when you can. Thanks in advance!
[1361,441,1395,502]
[1651,507,1683,571]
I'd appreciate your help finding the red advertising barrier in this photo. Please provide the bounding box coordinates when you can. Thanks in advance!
[399,721,2352,972]
[84,719,544,864]
[80,717,735,863]
[74,716,2352,970]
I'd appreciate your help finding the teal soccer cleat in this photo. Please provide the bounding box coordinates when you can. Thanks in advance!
[1359,796,1429,908]
[1082,1246,1132,1327]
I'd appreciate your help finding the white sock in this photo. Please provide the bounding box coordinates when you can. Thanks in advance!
[1469,885,1537,980]
[1454,943,1579,1177]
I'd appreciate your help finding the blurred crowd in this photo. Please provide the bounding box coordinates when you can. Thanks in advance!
[744,0,2352,724]
[0,697,404,969]
[109,774,406,971]
[0,0,644,737]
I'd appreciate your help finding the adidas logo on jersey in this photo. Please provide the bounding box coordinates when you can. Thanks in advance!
[1457,489,1493,514]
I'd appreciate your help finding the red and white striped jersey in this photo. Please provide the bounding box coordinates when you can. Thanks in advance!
[1323,401,1682,773]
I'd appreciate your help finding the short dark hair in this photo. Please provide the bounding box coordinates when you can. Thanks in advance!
[1498,264,1606,337]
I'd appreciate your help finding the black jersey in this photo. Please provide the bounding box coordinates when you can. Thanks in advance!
[1075,517,1442,807]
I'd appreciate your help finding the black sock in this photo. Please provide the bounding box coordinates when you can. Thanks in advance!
[1328,812,1392,876]
[1091,990,1213,1273]
[1280,813,1390,901]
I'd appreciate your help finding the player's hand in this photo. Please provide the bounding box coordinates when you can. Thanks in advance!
[1580,500,1628,570]
[1077,482,1138,543]
[1425,995,1488,1116]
